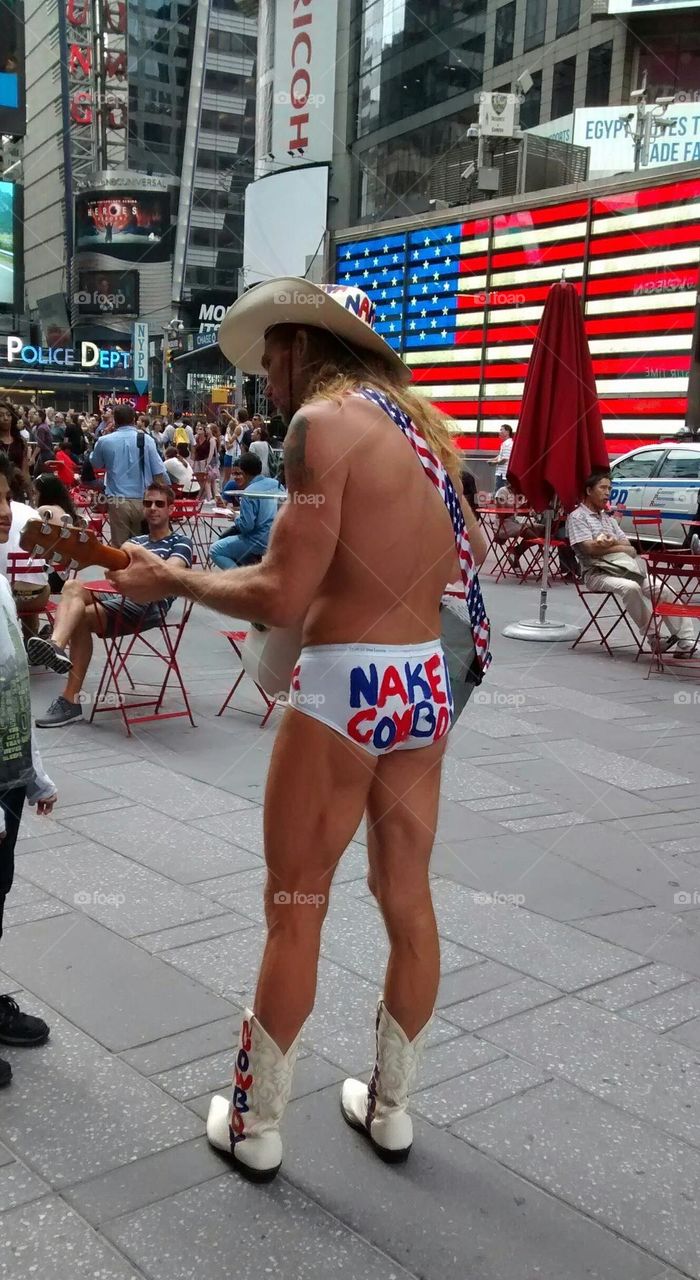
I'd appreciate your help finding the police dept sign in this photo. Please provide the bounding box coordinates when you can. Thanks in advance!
[3,337,131,371]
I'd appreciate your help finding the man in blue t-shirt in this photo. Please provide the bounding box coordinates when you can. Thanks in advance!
[91,404,170,548]
[28,484,192,727]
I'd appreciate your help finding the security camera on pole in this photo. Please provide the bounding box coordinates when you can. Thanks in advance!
[620,70,679,171]
[464,72,533,199]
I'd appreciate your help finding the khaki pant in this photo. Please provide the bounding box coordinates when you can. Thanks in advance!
[107,498,144,548]
[584,569,695,647]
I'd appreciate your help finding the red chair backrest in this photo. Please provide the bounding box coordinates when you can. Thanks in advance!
[645,550,700,590]
[6,550,48,586]
[171,500,200,519]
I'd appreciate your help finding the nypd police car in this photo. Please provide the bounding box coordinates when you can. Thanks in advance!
[609,442,700,547]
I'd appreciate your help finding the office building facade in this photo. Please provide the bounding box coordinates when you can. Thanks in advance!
[343,0,700,222]
[23,0,256,357]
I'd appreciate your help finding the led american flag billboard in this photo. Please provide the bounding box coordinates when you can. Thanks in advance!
[334,174,700,453]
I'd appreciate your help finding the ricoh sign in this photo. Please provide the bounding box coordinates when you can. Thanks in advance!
[271,0,338,163]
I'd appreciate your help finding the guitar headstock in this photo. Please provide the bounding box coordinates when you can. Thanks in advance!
[19,518,120,572]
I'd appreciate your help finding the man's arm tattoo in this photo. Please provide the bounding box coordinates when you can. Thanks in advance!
[284,414,314,488]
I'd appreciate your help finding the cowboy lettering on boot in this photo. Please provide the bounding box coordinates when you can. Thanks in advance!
[230,1018,254,1145]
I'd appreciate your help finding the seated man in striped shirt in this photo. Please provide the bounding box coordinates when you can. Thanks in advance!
[28,482,193,727]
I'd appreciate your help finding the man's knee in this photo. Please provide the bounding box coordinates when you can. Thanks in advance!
[370,868,432,937]
[613,579,641,602]
[61,579,89,606]
[263,875,330,932]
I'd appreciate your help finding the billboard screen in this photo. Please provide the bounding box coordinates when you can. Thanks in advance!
[36,292,71,348]
[243,165,329,286]
[75,269,139,316]
[0,0,24,136]
[0,181,17,309]
[334,175,700,453]
[75,191,172,261]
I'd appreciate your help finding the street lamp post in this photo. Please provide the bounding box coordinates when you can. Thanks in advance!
[163,318,184,414]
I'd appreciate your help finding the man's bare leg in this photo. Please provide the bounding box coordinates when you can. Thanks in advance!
[340,737,446,1160]
[51,580,94,650]
[60,602,107,702]
[207,708,376,1175]
[366,737,446,1037]
[254,707,377,1052]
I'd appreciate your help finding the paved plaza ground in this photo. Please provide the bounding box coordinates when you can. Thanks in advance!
[1,573,699,1280]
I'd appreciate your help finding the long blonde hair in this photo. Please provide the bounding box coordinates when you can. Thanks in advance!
[287,328,462,488]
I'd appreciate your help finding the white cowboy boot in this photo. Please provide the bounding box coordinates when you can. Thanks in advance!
[340,999,431,1162]
[207,1009,301,1182]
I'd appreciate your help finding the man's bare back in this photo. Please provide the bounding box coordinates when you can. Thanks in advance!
[294,393,457,648]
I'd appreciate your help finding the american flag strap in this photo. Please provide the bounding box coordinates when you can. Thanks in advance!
[358,387,492,681]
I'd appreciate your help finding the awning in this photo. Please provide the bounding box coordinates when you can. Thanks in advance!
[172,342,234,375]
[0,366,137,392]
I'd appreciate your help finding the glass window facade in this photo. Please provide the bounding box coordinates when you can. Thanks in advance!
[523,0,546,53]
[186,0,256,298]
[493,2,515,67]
[199,107,247,134]
[353,0,485,138]
[551,56,575,118]
[585,41,613,106]
[204,68,250,95]
[208,28,256,57]
[357,106,475,219]
[127,0,195,176]
[518,69,542,128]
[556,0,580,38]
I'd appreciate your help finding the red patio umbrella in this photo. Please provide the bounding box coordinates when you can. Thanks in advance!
[503,279,610,641]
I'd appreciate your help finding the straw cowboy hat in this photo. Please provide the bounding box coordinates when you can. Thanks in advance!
[218,277,410,383]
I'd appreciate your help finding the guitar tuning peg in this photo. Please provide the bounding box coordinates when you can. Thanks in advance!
[51,551,64,565]
[60,514,72,527]
[78,531,88,542]
[31,544,42,558]
[40,521,51,535]
[69,559,79,571]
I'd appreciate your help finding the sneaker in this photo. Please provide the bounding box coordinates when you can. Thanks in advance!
[35,696,83,728]
[26,635,72,675]
[0,1058,10,1087]
[650,635,677,655]
[675,644,696,659]
[0,995,49,1046]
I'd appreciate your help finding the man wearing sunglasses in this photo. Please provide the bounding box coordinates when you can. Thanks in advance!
[28,482,193,727]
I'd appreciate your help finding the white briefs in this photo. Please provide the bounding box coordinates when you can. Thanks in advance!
[288,640,454,756]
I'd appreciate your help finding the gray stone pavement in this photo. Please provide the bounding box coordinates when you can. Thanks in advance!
[1,572,700,1280]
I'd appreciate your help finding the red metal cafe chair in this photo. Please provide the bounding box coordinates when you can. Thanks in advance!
[485,508,522,581]
[170,498,210,566]
[643,551,700,676]
[513,534,575,585]
[631,511,664,549]
[571,576,643,657]
[5,552,56,635]
[84,581,195,736]
[217,631,281,728]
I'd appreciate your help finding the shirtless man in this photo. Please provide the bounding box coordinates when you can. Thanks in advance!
[108,281,490,1182]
